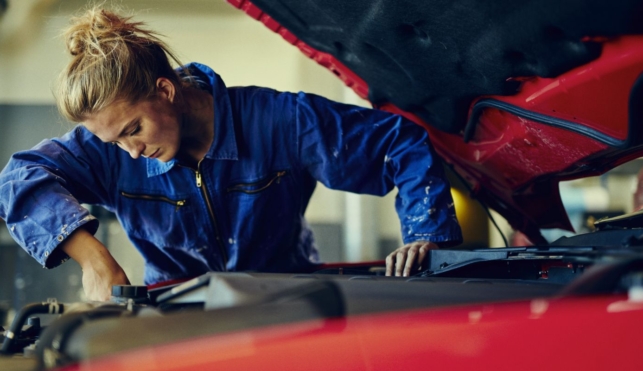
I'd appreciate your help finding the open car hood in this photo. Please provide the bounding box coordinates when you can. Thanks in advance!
[227,0,643,243]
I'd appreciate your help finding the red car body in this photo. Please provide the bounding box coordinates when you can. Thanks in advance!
[57,294,643,371]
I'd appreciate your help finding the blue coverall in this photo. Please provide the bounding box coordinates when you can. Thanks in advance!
[0,63,462,284]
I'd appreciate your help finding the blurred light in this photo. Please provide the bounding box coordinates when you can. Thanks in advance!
[450,187,468,222]
[529,298,549,318]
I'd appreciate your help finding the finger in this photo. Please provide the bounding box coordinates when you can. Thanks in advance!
[385,253,395,276]
[395,250,407,277]
[403,245,419,277]
[417,243,433,270]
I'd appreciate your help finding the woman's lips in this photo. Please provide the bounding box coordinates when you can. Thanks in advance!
[148,149,160,159]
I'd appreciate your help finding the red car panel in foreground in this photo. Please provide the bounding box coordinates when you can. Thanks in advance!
[57,295,643,371]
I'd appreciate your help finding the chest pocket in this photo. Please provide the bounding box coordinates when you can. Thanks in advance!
[224,171,298,262]
[226,171,287,194]
[117,190,197,249]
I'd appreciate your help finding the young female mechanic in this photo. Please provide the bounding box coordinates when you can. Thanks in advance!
[0,8,462,301]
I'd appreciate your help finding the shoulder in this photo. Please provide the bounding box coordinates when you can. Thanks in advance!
[51,125,108,151]
[51,125,135,167]
[228,86,298,109]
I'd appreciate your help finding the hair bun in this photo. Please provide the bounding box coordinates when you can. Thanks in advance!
[66,28,89,56]
[64,8,137,57]
[57,7,183,123]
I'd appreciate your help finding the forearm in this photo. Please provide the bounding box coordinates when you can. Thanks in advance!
[61,228,111,269]
[60,228,129,301]
[390,130,463,245]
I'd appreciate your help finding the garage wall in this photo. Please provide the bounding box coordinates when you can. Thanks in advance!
[0,0,335,103]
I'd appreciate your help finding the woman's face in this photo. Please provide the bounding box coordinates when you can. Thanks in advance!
[84,78,181,163]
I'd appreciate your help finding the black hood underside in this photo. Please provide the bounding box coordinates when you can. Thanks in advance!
[250,0,643,133]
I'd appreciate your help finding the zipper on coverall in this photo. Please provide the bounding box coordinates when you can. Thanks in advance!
[120,192,187,212]
[189,160,228,271]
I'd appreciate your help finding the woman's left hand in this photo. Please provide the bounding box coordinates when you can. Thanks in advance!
[385,241,439,277]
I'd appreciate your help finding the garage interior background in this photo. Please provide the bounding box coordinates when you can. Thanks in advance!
[0,0,641,310]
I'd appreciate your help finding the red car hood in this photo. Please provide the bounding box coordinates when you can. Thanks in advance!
[227,0,643,243]
[57,295,643,371]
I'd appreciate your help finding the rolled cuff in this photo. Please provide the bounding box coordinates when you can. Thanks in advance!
[42,216,100,269]
[402,224,463,247]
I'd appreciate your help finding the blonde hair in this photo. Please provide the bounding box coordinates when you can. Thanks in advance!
[56,7,184,122]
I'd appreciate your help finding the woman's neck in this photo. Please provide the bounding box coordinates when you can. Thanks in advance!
[177,88,215,166]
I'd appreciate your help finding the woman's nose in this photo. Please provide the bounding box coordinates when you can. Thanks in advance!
[125,140,144,159]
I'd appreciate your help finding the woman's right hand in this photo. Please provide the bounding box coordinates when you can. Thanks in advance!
[60,228,130,301]
[80,255,130,302]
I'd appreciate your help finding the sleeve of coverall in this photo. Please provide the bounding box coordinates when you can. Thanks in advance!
[0,126,119,268]
[294,92,462,246]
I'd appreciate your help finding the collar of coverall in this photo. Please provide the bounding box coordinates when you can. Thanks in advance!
[146,62,239,178]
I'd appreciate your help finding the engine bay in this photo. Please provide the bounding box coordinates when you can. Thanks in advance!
[3,229,643,370]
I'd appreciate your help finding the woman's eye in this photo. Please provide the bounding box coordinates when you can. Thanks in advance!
[130,125,141,136]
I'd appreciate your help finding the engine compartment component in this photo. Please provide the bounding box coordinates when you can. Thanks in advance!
[3,243,643,370]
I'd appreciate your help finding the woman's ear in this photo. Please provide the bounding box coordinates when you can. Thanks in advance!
[156,77,176,103]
